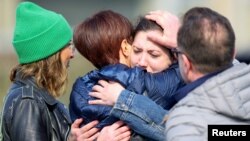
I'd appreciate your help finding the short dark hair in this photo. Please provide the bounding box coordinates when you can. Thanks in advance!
[133,17,174,58]
[133,17,163,38]
[178,7,235,73]
[73,10,133,69]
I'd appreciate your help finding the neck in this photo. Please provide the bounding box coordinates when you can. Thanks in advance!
[119,51,130,67]
[188,71,206,83]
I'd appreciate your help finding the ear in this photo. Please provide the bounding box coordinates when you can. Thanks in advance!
[181,54,193,81]
[121,39,131,57]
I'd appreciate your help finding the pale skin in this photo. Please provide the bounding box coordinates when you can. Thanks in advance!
[68,119,131,141]
[131,30,173,73]
[88,10,181,106]
[97,121,131,141]
[60,42,75,68]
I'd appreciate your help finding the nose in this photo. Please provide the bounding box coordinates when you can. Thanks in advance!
[70,50,75,59]
[70,44,76,59]
[137,54,147,69]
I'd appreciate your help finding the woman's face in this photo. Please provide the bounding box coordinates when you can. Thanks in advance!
[130,30,173,73]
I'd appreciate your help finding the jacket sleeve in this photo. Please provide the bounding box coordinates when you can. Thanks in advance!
[110,90,167,141]
[143,64,186,109]
[10,99,50,141]
[99,64,146,94]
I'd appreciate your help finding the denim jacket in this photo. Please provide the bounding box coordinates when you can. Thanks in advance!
[112,90,168,141]
[1,72,72,141]
[69,63,185,140]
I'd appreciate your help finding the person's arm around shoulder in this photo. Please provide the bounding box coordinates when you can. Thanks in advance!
[89,80,166,140]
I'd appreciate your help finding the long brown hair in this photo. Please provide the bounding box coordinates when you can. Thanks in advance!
[10,51,68,98]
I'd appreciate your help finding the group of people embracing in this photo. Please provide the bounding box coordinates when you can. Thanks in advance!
[1,1,250,141]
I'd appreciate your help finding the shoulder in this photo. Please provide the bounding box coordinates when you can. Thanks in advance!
[166,105,207,141]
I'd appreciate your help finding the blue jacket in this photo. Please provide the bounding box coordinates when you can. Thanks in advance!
[69,63,185,128]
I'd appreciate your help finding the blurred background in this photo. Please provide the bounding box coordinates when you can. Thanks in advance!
[1,0,250,108]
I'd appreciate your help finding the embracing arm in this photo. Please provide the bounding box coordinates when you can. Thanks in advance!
[89,82,167,140]
[111,90,167,141]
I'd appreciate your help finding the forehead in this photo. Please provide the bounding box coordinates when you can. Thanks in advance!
[132,31,163,51]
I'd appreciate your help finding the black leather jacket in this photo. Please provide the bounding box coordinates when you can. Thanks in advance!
[2,73,72,141]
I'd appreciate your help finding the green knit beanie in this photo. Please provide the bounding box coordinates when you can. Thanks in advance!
[12,2,73,64]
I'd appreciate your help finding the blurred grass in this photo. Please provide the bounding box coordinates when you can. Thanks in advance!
[0,53,95,109]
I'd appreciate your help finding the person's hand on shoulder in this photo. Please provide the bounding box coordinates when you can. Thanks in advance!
[145,10,180,48]
[89,80,125,106]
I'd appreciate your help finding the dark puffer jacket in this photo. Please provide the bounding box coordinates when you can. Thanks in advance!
[69,63,185,128]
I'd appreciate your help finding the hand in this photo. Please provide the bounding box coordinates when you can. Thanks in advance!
[89,80,125,106]
[68,119,100,141]
[145,10,180,48]
[97,121,131,141]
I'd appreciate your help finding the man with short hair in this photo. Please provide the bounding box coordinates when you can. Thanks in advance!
[164,7,250,141]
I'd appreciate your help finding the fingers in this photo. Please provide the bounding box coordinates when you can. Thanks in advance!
[115,126,130,137]
[81,127,99,139]
[92,80,109,93]
[81,120,99,133]
[98,80,109,87]
[113,123,131,141]
[79,121,100,139]
[146,31,167,47]
[71,118,83,128]
[89,91,102,99]
[110,120,125,130]
[145,10,180,48]
[92,84,103,92]
[146,11,166,28]
[88,98,106,105]
[116,132,131,141]
[83,132,100,141]
[119,136,131,141]
[97,121,131,141]
[70,119,100,141]
[89,92,114,106]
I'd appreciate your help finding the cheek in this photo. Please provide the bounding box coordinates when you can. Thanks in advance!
[130,54,138,67]
[149,58,170,73]
[145,59,161,73]
[60,49,72,64]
